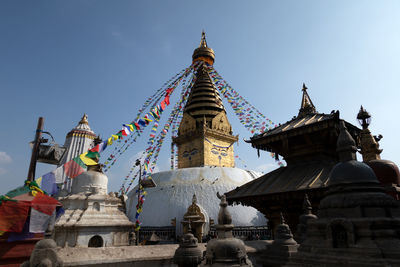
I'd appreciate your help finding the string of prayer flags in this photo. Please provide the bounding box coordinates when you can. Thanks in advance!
[103,63,198,172]
[207,65,286,167]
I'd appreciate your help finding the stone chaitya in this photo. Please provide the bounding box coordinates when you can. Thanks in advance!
[201,193,252,266]
[260,213,298,267]
[53,164,134,247]
[286,121,400,266]
[174,222,203,267]
[181,194,207,242]
[295,194,317,243]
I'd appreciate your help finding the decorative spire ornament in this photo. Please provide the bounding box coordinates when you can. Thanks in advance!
[298,83,317,117]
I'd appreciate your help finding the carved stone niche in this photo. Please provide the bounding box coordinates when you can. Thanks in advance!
[179,113,196,135]
[182,194,206,242]
[211,111,232,135]
[326,219,355,248]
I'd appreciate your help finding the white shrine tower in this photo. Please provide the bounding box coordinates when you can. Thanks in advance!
[58,114,98,192]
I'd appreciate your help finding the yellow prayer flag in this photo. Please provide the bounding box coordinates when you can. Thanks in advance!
[36,177,43,187]
[112,134,119,140]
[80,152,98,166]
[108,137,113,145]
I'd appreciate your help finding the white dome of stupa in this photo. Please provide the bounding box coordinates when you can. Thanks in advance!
[126,166,266,236]
[71,168,108,195]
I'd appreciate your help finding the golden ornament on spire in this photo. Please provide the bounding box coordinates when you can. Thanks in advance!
[199,30,208,47]
[298,83,317,117]
[79,113,89,125]
[192,31,215,65]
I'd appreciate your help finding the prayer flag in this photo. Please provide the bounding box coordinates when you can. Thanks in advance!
[80,152,98,166]
[31,192,59,216]
[64,159,85,178]
[41,172,58,195]
[0,200,30,232]
[160,100,166,111]
[29,208,54,233]
[7,219,34,242]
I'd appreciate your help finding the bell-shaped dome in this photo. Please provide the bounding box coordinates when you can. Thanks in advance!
[367,159,400,186]
[329,121,379,186]
[329,160,379,186]
[126,167,266,236]
[71,166,108,195]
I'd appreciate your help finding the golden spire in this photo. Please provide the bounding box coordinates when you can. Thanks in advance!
[298,83,316,117]
[192,31,215,65]
[199,30,208,48]
[79,113,89,125]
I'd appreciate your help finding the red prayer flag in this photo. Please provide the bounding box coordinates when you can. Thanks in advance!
[31,192,60,215]
[0,200,30,232]
[165,95,170,105]
[64,160,85,178]
[89,144,100,153]
[160,100,166,111]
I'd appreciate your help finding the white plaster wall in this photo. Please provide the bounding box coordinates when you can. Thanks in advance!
[126,167,266,236]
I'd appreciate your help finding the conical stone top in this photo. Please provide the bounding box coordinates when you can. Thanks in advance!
[329,121,379,186]
[298,83,317,117]
[202,193,252,266]
[274,213,298,246]
[217,193,232,226]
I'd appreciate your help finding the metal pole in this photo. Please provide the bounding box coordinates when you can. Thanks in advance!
[27,117,44,181]
[136,159,141,245]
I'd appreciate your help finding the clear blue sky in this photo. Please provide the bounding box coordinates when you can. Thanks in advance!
[1,1,399,194]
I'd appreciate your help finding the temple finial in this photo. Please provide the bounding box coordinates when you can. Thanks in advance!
[337,121,357,162]
[298,83,316,117]
[199,30,207,48]
[79,113,89,125]
[302,83,307,91]
[280,212,286,224]
[303,194,312,214]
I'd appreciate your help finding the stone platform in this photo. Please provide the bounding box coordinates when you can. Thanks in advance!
[27,240,271,267]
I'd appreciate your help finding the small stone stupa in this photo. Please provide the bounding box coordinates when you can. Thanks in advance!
[261,213,299,266]
[286,121,400,266]
[202,193,252,266]
[174,222,203,267]
[296,194,317,243]
[53,164,134,247]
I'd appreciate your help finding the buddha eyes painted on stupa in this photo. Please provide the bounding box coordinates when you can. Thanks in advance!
[211,147,228,157]
[183,149,198,159]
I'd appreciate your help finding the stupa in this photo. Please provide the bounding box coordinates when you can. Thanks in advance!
[126,32,266,240]
[53,164,134,247]
[58,114,99,192]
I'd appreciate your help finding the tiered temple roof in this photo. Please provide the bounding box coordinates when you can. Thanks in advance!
[226,85,361,233]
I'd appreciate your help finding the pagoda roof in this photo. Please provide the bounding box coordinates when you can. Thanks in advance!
[252,111,339,142]
[225,160,335,201]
